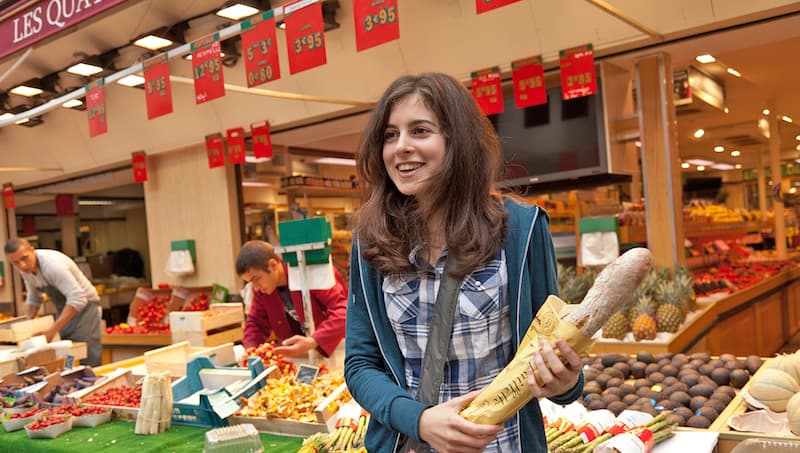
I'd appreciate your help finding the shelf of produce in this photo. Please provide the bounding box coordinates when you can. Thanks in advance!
[280,185,362,199]
[684,222,768,241]
[100,333,172,365]
[593,267,800,356]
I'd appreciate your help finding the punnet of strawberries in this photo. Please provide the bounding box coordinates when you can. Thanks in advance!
[83,384,142,408]
[9,407,46,419]
[51,405,110,417]
[25,413,70,431]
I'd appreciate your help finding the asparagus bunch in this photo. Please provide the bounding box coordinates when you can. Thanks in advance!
[554,412,674,453]
[134,371,173,435]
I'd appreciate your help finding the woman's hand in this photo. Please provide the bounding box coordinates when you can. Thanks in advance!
[527,339,582,399]
[418,390,504,453]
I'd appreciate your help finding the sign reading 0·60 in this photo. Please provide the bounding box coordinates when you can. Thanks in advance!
[241,10,281,88]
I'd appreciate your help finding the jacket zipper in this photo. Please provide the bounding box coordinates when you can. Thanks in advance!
[514,206,538,450]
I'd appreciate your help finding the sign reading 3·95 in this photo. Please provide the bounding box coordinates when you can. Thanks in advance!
[283,0,327,75]
[241,11,281,87]
[353,0,399,52]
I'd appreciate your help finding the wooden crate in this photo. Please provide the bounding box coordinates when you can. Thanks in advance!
[169,303,244,347]
[71,367,140,421]
[0,316,54,343]
[144,341,192,377]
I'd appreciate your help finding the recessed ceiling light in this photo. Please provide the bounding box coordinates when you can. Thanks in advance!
[763,109,770,115]
[0,112,14,120]
[714,146,724,152]
[216,3,260,20]
[731,150,741,157]
[796,135,800,141]
[686,159,714,166]
[724,107,729,114]
[697,165,705,171]
[62,99,83,108]
[696,54,716,63]
[67,62,104,76]
[735,164,742,169]
[634,141,641,148]
[117,74,145,87]
[782,116,793,123]
[10,85,43,97]
[133,35,173,51]
[797,144,800,151]
[711,163,735,170]
[693,129,705,138]
[726,68,742,77]
[681,162,690,169]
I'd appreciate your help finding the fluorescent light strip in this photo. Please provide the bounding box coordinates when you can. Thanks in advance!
[242,181,272,187]
[315,157,357,166]
[686,159,714,166]
[62,99,83,108]
[245,156,271,163]
[711,163,735,170]
[726,68,741,77]
[695,54,716,63]
[78,200,115,206]
[117,74,145,87]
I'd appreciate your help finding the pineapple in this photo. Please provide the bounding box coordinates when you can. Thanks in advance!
[602,311,630,339]
[675,267,698,313]
[656,281,686,333]
[632,295,657,340]
[560,269,597,304]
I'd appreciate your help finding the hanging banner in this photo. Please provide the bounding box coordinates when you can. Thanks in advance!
[226,128,246,164]
[512,55,547,108]
[241,10,281,87]
[132,151,148,183]
[284,0,327,75]
[250,121,273,158]
[476,0,521,14]
[143,53,173,119]
[2,183,14,209]
[205,133,226,168]
[86,80,107,137]
[471,67,504,115]
[55,194,74,217]
[191,33,225,104]
[559,43,597,100]
[21,216,36,235]
[353,0,399,52]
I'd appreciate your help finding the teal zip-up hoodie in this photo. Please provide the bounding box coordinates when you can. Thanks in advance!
[344,198,584,452]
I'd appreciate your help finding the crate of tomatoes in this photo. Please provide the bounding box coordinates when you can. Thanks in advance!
[71,368,141,421]
[105,286,176,335]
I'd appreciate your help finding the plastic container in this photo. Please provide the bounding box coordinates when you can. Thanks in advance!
[72,410,112,428]
[24,415,72,439]
[731,439,800,453]
[1,408,47,432]
[204,423,263,453]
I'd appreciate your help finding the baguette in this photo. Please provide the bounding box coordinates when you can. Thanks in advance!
[460,247,653,424]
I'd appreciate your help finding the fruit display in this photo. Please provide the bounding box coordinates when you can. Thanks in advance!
[693,260,795,295]
[105,294,172,335]
[241,341,301,375]
[238,371,349,423]
[297,411,371,453]
[24,413,72,439]
[182,292,210,312]
[557,264,597,305]
[42,370,102,405]
[1,407,47,432]
[685,202,762,223]
[578,351,763,429]
[82,384,142,408]
[746,352,800,414]
[0,313,13,322]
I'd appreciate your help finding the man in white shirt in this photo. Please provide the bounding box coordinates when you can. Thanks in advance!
[4,238,102,366]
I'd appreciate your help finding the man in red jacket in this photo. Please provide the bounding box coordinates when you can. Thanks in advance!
[236,240,347,358]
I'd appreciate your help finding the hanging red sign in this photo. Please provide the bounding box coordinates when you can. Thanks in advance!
[21,216,36,235]
[143,54,173,119]
[132,151,148,183]
[471,67,504,115]
[226,128,246,164]
[55,195,74,217]
[191,33,225,104]
[512,55,547,108]
[205,133,226,168]
[476,0,521,14]
[284,0,327,75]
[86,80,107,137]
[353,0,399,52]
[250,121,273,158]
[241,11,281,87]
[2,183,14,209]
[559,43,597,100]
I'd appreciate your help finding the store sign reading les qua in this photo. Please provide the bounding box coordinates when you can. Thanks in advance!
[1,0,128,60]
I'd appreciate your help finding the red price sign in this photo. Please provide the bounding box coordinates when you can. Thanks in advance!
[143,54,173,119]
[251,121,273,158]
[132,151,147,183]
[471,67,504,115]
[241,11,281,87]
[512,55,547,108]
[284,0,327,74]
[476,0,521,14]
[86,80,107,137]
[353,0,399,52]
[559,44,597,100]
[55,194,74,217]
[226,128,246,164]
[206,133,226,168]
[2,183,14,209]
[191,34,225,104]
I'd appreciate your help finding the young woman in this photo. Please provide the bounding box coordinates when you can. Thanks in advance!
[344,72,584,453]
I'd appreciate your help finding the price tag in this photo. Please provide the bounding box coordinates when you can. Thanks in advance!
[64,354,75,370]
[241,11,281,87]
[353,0,399,52]
[295,364,319,385]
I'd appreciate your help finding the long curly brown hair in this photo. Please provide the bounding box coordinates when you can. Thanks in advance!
[355,73,507,277]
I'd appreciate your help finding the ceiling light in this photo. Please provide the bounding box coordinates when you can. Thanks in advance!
[724,107,729,114]
[0,112,13,120]
[315,157,357,166]
[117,74,145,87]
[10,85,43,97]
[62,99,83,108]
[134,35,173,51]
[711,163,735,170]
[15,115,43,127]
[735,164,742,169]
[783,116,793,123]
[67,62,103,76]
[697,165,705,171]
[634,141,641,148]
[242,181,272,187]
[731,150,741,157]
[14,117,29,125]
[686,159,714,166]
[797,144,800,151]
[78,200,115,206]
[791,187,798,194]
[695,54,716,64]
[681,162,690,169]
[216,2,261,20]
[245,156,271,163]
[693,129,705,138]
[762,109,770,115]
[714,146,724,152]
[796,135,800,141]
[726,68,742,77]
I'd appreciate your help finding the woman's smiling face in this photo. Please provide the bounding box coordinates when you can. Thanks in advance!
[382,93,447,199]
